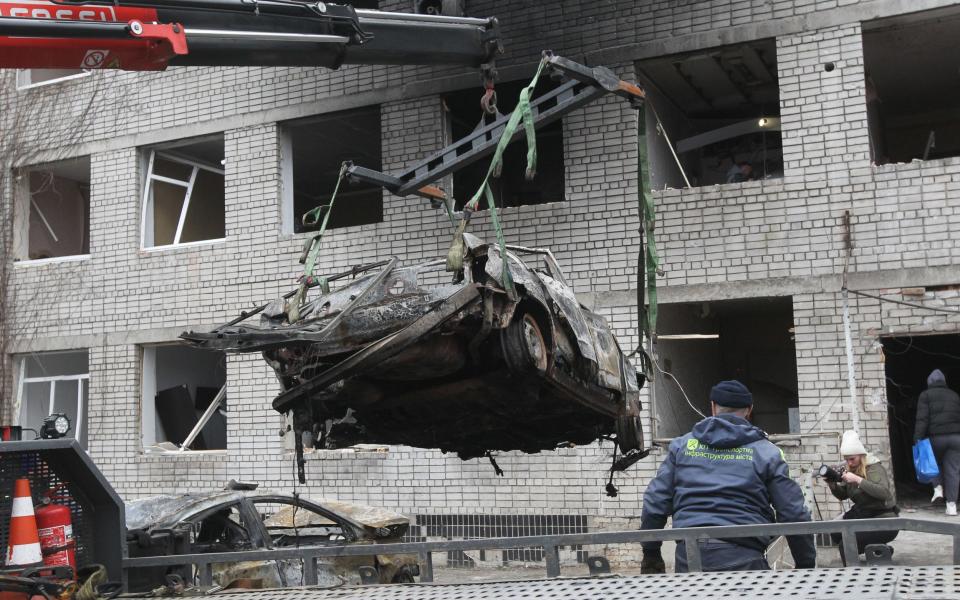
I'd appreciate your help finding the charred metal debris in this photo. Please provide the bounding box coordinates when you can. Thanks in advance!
[182,234,646,484]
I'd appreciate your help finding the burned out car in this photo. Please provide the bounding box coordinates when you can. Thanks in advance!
[182,235,645,479]
[125,489,418,590]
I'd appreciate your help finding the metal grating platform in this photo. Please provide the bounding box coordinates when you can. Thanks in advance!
[217,566,960,600]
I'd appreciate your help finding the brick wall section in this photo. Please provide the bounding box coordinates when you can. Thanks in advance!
[778,24,872,181]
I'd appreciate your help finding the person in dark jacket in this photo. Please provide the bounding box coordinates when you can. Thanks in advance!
[640,380,817,573]
[914,369,960,516]
[825,430,898,564]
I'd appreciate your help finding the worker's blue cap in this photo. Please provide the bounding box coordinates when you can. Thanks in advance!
[710,380,753,408]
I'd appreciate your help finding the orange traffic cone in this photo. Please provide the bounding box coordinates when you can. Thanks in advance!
[6,479,43,568]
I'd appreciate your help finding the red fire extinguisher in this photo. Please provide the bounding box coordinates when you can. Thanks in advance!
[34,497,76,576]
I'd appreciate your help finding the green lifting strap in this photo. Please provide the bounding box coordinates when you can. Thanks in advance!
[636,102,659,344]
[446,57,549,301]
[287,162,346,323]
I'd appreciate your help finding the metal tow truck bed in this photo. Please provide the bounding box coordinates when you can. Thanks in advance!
[212,566,960,600]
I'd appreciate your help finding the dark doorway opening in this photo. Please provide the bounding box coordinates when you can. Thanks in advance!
[882,334,960,503]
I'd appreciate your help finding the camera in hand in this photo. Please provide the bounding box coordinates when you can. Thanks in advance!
[818,464,846,483]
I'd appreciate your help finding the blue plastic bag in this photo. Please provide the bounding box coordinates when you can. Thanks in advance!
[913,438,940,484]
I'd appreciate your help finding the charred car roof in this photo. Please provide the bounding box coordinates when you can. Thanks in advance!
[125,490,409,533]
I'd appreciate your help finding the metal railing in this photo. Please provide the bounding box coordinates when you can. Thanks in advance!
[122,517,960,586]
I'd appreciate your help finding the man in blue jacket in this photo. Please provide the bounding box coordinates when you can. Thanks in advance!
[640,380,817,572]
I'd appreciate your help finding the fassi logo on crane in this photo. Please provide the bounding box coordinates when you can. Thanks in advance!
[0,0,170,71]
[0,0,119,21]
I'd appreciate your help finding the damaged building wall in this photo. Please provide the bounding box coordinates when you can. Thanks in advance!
[5,0,960,568]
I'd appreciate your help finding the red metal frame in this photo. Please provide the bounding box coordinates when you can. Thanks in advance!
[0,1,188,71]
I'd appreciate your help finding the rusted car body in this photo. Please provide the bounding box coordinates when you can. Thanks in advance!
[125,490,418,590]
[182,235,644,477]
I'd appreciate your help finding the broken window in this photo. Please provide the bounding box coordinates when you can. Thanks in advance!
[443,78,565,209]
[15,350,89,447]
[16,69,88,90]
[637,39,782,189]
[185,502,255,554]
[141,345,227,451]
[141,136,225,248]
[280,106,383,233]
[253,498,348,547]
[14,156,90,261]
[653,297,798,438]
[863,8,960,164]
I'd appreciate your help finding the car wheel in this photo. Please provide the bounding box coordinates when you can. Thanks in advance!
[615,415,643,453]
[502,312,549,374]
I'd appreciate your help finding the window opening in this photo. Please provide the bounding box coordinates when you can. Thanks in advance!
[15,156,90,261]
[281,106,383,233]
[443,77,566,210]
[863,8,960,164]
[141,345,227,451]
[16,69,88,90]
[653,297,798,438]
[141,137,225,248]
[191,503,254,553]
[15,350,89,447]
[253,498,348,547]
[637,39,782,189]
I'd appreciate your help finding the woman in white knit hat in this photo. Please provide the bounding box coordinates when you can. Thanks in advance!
[825,430,898,565]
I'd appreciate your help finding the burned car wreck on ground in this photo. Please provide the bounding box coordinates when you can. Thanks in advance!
[182,234,645,480]
[125,489,418,590]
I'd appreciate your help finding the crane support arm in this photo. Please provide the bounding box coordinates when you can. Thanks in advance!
[346,52,645,201]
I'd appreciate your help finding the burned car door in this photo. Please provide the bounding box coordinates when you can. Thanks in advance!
[189,502,260,553]
[179,501,287,589]
[245,496,392,586]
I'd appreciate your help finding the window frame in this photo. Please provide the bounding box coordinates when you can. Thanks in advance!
[13,157,93,263]
[247,495,359,547]
[279,105,385,235]
[16,69,90,91]
[15,352,89,445]
[140,150,226,250]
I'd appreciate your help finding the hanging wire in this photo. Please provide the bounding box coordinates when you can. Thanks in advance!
[650,354,707,419]
[848,288,960,315]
